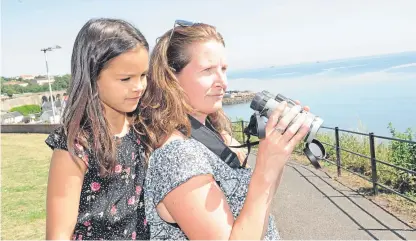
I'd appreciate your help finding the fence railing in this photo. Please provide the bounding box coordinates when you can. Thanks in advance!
[231,120,416,204]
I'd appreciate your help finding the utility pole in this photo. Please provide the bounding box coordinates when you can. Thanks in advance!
[40,45,61,123]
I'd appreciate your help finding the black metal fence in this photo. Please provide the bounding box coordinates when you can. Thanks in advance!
[231,120,416,204]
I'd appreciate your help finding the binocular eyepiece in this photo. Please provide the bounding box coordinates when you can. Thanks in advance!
[246,91,326,169]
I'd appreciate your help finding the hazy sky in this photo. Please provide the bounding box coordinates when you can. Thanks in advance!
[2,0,416,77]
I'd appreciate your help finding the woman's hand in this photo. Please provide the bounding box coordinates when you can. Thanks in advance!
[294,99,310,111]
[254,100,313,183]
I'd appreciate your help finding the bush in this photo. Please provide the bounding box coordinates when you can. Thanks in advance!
[386,123,416,193]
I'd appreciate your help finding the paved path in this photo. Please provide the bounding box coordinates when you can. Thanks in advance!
[247,154,416,240]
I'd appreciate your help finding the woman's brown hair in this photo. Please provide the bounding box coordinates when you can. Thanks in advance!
[137,22,232,155]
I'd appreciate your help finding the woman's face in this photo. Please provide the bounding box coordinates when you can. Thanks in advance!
[176,40,228,118]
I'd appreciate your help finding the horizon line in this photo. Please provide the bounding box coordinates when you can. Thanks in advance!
[2,50,416,78]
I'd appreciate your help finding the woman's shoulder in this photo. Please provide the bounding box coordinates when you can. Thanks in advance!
[147,131,219,174]
[151,134,209,160]
[144,134,218,206]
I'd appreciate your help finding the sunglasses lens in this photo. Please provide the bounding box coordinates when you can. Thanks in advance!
[176,20,195,27]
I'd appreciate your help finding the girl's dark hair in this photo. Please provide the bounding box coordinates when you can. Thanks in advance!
[63,18,149,176]
[138,23,231,155]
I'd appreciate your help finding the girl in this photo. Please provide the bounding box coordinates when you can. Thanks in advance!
[45,18,150,240]
[138,21,313,240]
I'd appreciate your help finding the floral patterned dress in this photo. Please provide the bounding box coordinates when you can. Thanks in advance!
[45,126,149,240]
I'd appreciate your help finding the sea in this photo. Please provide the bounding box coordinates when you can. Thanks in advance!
[223,51,416,137]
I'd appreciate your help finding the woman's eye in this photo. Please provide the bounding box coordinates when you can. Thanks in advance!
[120,77,130,81]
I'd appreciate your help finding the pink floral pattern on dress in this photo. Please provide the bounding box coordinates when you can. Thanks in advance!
[90,182,100,192]
[114,164,122,173]
[128,196,135,205]
[136,186,142,195]
[110,205,117,215]
[45,126,149,240]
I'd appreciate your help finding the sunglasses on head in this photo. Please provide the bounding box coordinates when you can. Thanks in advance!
[167,19,199,45]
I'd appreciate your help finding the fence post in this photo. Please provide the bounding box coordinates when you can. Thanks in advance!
[335,127,341,177]
[241,120,245,143]
[369,132,378,195]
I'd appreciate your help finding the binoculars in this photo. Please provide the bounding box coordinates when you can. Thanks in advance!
[245,91,326,169]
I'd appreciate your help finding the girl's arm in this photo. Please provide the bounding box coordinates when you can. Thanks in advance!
[220,131,249,167]
[46,149,87,240]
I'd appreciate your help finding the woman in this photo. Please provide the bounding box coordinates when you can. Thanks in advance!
[138,21,313,240]
[45,18,150,240]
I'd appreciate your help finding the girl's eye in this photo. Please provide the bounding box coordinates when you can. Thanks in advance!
[120,77,130,81]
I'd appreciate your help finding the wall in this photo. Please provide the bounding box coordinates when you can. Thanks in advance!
[1,90,66,111]
[1,124,60,134]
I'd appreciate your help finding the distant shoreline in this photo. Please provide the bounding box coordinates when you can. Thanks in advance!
[222,91,255,105]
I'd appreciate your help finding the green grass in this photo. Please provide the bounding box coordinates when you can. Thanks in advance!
[1,133,51,240]
[9,104,41,116]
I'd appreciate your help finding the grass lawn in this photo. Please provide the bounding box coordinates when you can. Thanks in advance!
[2,132,415,239]
[1,133,51,240]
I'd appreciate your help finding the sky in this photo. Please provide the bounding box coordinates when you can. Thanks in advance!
[1,0,416,77]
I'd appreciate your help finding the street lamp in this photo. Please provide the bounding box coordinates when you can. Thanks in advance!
[41,45,61,124]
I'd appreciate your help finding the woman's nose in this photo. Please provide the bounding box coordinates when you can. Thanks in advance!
[216,71,228,89]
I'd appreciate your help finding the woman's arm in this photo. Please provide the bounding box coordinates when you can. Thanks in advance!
[161,169,275,240]
[46,149,87,240]
[158,102,312,240]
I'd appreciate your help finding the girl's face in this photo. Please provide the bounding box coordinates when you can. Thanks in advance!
[97,45,149,115]
[176,40,228,119]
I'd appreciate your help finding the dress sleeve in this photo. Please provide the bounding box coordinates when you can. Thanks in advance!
[45,126,90,167]
[146,139,215,205]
